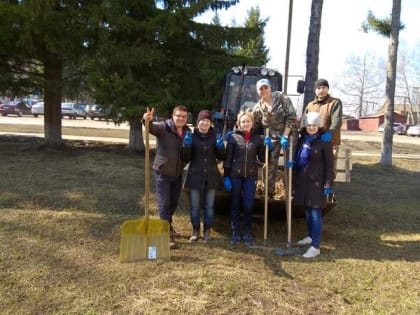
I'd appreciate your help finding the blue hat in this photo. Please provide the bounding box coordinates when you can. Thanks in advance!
[256,79,271,90]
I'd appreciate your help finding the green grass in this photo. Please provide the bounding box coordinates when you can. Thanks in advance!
[0,136,419,314]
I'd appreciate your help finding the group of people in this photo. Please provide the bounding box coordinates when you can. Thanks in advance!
[142,78,342,258]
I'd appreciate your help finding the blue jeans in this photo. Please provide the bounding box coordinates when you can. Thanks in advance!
[154,171,183,224]
[230,176,256,233]
[305,207,323,248]
[189,188,215,227]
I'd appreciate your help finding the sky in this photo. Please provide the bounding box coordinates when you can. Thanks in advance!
[196,0,420,112]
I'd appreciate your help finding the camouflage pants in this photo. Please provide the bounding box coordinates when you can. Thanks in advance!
[266,140,283,195]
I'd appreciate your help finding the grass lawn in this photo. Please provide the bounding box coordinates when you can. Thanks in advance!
[0,135,419,314]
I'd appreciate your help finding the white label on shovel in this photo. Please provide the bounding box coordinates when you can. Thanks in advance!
[148,246,157,260]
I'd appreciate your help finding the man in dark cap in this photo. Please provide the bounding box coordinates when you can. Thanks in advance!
[302,78,343,178]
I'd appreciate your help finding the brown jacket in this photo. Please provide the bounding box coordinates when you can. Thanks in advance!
[303,95,342,145]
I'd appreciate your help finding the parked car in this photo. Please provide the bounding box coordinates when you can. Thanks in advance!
[396,123,413,135]
[0,101,32,116]
[61,103,87,119]
[86,104,110,120]
[406,124,420,137]
[377,122,402,133]
[31,101,44,117]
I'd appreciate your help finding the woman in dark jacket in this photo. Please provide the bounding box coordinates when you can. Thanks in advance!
[183,110,225,242]
[293,112,334,258]
[223,111,272,245]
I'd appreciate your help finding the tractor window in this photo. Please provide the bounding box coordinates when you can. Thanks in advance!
[225,74,261,117]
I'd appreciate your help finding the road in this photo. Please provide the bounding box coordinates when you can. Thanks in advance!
[1,116,420,157]
[0,115,129,130]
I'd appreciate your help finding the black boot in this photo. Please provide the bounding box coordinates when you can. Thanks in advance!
[230,231,241,245]
[203,225,212,242]
[189,226,200,242]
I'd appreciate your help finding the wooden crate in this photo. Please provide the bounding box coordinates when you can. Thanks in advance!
[335,147,352,183]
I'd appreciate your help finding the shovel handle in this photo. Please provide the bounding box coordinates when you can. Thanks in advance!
[264,128,269,240]
[144,111,151,218]
[286,134,293,244]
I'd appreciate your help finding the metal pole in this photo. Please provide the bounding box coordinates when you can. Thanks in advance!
[284,0,293,94]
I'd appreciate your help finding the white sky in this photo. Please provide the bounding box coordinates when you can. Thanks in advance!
[196,0,420,108]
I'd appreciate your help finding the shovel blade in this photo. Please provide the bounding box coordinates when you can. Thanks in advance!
[120,218,170,262]
[274,246,305,256]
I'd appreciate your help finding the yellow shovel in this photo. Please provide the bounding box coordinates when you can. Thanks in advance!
[120,114,170,262]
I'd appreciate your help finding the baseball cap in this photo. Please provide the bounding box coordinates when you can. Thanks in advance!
[256,79,271,90]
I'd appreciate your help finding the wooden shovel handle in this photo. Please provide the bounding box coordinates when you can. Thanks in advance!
[286,135,293,244]
[264,128,269,241]
[145,115,150,218]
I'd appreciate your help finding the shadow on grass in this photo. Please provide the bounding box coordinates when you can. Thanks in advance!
[209,160,420,266]
[1,137,419,280]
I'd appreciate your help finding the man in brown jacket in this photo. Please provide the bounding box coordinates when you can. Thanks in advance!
[302,79,342,177]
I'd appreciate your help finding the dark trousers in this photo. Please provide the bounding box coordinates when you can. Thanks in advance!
[154,171,183,224]
[230,176,256,233]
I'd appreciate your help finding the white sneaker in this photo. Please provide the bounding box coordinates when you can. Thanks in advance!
[303,246,320,258]
[298,236,312,245]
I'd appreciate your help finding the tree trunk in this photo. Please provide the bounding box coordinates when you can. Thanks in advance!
[380,0,401,166]
[128,118,145,153]
[302,0,323,114]
[43,52,63,148]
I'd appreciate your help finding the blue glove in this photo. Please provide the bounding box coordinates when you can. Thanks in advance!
[216,133,224,148]
[285,160,295,168]
[264,136,273,151]
[183,131,192,146]
[223,177,232,192]
[324,187,334,195]
[321,131,332,142]
[280,136,289,149]
[225,130,233,141]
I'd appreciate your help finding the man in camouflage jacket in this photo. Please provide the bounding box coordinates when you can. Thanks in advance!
[251,79,297,198]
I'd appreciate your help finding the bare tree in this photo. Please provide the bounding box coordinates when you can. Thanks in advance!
[336,54,384,118]
[395,51,420,124]
[302,0,323,113]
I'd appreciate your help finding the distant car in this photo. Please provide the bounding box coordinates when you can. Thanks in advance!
[396,123,413,135]
[86,104,110,120]
[61,103,87,119]
[0,101,32,116]
[377,122,402,133]
[31,101,44,117]
[406,124,420,137]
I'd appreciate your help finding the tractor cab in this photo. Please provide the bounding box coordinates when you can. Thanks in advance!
[213,65,283,135]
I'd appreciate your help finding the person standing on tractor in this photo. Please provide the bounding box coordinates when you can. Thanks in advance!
[251,78,297,198]
[142,105,191,249]
[182,110,226,242]
[223,111,272,246]
[293,112,334,258]
[301,79,343,178]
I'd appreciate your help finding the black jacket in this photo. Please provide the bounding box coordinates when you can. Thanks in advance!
[146,118,190,177]
[182,127,225,190]
[223,129,266,179]
[293,129,334,208]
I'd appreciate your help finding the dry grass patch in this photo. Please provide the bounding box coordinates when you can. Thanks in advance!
[0,136,419,314]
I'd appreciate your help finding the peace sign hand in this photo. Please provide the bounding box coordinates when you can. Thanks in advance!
[143,107,155,121]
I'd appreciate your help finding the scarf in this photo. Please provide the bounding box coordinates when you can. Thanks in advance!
[296,133,319,169]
